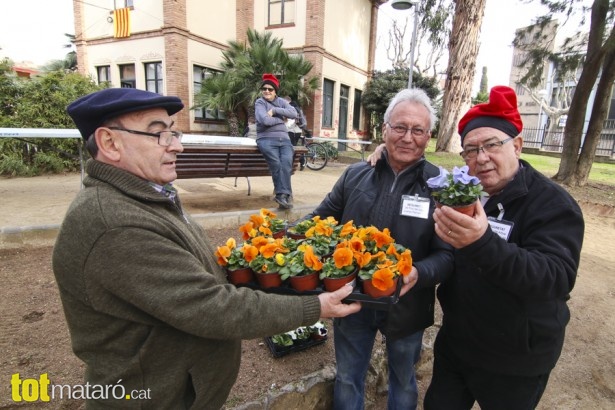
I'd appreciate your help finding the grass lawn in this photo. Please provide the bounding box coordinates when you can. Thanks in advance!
[338,139,614,206]
[340,139,614,185]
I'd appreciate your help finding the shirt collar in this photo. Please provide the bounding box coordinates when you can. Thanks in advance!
[148,181,177,201]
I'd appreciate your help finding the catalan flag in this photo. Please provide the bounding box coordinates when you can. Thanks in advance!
[113,7,131,38]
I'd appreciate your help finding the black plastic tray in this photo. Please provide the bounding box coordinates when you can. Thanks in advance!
[236,277,402,311]
[264,335,327,358]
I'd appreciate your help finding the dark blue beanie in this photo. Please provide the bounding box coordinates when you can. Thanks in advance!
[67,88,184,140]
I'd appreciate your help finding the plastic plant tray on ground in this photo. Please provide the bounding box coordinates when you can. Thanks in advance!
[264,335,328,358]
[237,277,402,311]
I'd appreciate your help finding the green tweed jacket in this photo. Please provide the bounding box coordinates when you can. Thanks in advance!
[52,159,320,409]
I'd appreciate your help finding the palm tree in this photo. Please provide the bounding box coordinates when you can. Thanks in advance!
[193,29,319,136]
[41,34,77,73]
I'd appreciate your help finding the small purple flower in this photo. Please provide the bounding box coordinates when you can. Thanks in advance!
[426,167,450,189]
[452,165,480,186]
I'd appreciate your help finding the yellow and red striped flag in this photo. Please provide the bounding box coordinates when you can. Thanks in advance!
[113,7,131,38]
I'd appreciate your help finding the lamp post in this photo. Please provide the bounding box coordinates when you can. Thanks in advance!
[391,0,420,89]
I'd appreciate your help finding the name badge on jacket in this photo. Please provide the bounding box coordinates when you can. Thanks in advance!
[400,195,430,219]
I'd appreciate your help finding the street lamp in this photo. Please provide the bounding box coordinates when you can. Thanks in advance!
[391,0,420,89]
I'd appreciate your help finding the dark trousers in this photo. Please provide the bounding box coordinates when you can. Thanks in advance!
[288,132,305,167]
[424,334,550,410]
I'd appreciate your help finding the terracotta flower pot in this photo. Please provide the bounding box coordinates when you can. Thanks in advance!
[255,271,283,288]
[289,271,319,291]
[286,231,306,240]
[322,270,357,292]
[362,276,399,298]
[435,201,476,217]
[311,332,327,341]
[226,267,255,285]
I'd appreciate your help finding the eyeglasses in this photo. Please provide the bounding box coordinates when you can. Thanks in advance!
[108,127,183,147]
[460,137,514,160]
[386,123,428,138]
[261,87,275,92]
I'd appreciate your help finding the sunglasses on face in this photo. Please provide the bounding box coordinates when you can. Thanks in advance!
[261,87,275,92]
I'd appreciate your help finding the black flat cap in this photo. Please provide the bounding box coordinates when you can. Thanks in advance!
[67,88,184,140]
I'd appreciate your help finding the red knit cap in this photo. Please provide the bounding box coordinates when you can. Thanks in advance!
[458,86,523,142]
[261,73,280,92]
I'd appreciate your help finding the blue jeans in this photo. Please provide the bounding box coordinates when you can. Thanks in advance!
[333,309,424,410]
[256,137,294,196]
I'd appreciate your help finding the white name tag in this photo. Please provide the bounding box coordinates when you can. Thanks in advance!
[400,195,430,219]
[488,217,514,241]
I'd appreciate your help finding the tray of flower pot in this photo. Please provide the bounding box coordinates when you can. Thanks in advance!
[265,321,329,358]
[265,334,328,358]
[233,276,403,311]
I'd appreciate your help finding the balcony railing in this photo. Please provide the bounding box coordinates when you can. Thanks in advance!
[522,127,615,158]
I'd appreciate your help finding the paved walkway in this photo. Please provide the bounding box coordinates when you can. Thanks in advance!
[0,162,351,248]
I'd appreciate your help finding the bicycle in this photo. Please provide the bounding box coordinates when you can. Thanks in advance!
[303,137,328,171]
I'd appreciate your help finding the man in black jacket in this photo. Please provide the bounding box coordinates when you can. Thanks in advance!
[424,86,585,409]
[306,88,454,409]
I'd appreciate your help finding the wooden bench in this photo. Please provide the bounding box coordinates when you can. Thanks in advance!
[175,144,307,195]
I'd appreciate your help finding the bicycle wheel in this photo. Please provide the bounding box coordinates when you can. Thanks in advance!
[305,143,328,171]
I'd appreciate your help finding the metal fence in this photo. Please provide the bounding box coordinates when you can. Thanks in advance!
[522,127,615,158]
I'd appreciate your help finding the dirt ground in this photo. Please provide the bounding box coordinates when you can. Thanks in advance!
[1,178,615,408]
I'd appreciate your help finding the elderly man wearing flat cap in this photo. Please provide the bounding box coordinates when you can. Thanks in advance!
[52,88,360,409]
[422,86,585,409]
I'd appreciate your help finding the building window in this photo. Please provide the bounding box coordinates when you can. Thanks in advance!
[145,62,163,94]
[119,64,135,88]
[96,66,111,85]
[193,65,226,121]
[322,79,334,128]
[268,0,295,26]
[353,89,362,130]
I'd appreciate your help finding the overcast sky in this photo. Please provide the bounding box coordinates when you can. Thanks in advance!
[375,0,554,92]
[0,0,589,94]
[0,0,74,66]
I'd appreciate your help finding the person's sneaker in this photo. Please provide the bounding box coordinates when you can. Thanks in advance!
[274,194,291,209]
[285,194,294,207]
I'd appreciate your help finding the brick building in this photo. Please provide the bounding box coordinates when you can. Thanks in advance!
[73,0,388,141]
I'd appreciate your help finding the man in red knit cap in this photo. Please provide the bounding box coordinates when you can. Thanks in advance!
[423,86,585,409]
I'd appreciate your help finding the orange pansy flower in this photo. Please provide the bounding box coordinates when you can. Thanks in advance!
[339,220,357,238]
[386,243,398,256]
[242,244,258,263]
[373,230,394,249]
[372,268,395,291]
[250,214,265,228]
[314,222,333,236]
[396,249,413,276]
[251,236,269,248]
[215,245,231,265]
[348,236,365,252]
[333,247,354,269]
[303,245,323,271]
[260,242,279,258]
[355,251,372,269]
[239,222,256,240]
[260,208,277,219]
[305,226,316,238]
